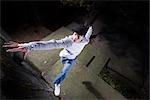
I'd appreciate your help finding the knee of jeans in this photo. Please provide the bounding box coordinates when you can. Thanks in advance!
[62,67,71,74]
[61,69,67,74]
[60,71,67,77]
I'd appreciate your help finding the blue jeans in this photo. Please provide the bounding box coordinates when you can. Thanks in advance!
[53,57,76,85]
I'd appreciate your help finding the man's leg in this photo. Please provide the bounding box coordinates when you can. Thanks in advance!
[53,58,75,96]
[53,58,75,85]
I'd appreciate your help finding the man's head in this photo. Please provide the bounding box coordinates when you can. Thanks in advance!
[71,26,88,43]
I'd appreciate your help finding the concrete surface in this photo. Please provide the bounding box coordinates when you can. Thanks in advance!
[26,26,126,100]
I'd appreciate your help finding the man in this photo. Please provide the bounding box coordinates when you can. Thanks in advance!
[3,26,93,96]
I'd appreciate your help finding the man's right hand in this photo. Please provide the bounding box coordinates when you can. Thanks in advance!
[3,41,28,59]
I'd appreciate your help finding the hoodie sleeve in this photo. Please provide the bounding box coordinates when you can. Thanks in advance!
[85,26,93,40]
[18,36,72,52]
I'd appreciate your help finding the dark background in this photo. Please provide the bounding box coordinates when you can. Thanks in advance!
[1,0,149,99]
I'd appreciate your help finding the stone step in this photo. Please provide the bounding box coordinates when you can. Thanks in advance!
[26,25,108,83]
[25,25,126,99]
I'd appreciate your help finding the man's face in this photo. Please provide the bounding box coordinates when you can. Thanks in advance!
[71,32,83,43]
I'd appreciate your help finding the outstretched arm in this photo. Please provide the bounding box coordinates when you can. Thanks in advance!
[3,36,72,59]
[19,37,72,52]
[85,26,93,39]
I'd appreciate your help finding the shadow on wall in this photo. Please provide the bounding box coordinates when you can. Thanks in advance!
[82,81,104,100]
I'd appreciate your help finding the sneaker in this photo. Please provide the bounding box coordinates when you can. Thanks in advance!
[54,84,60,96]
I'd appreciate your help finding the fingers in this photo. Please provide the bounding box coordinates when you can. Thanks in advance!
[6,47,25,52]
[4,41,17,45]
[3,45,15,47]
[3,44,18,47]
[3,41,19,48]
[5,45,28,59]
[4,42,12,45]
[6,48,21,52]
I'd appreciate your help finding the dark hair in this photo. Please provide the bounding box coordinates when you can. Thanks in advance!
[72,26,88,36]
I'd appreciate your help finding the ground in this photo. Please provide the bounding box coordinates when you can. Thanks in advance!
[7,24,128,100]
